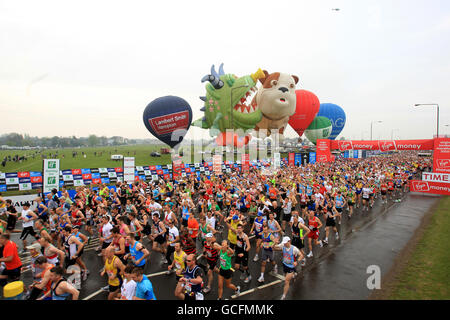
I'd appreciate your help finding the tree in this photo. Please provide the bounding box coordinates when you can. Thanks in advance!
[88,134,99,147]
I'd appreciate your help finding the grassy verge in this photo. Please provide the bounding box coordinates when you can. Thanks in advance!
[386,196,450,299]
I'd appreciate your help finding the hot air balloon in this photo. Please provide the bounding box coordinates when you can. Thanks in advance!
[143,96,192,148]
[288,90,320,138]
[304,116,332,145]
[316,103,346,140]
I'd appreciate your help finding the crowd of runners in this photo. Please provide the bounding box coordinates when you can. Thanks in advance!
[0,152,431,300]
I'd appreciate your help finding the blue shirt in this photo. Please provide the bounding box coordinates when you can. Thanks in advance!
[136,275,156,300]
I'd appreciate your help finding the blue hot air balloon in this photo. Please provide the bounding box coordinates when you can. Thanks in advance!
[316,103,346,140]
[143,96,192,148]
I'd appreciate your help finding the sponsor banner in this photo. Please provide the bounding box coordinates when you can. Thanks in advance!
[309,152,316,164]
[83,179,92,185]
[82,174,92,180]
[241,154,250,172]
[74,179,85,187]
[136,166,144,171]
[288,153,295,166]
[213,155,223,175]
[331,139,435,151]
[101,178,110,184]
[31,183,42,189]
[2,194,39,211]
[6,172,18,178]
[0,185,6,192]
[62,169,72,175]
[43,159,60,193]
[0,173,5,179]
[64,181,74,187]
[19,177,31,184]
[99,168,108,173]
[410,180,450,195]
[91,173,101,179]
[90,168,100,173]
[433,138,450,174]
[92,178,102,184]
[115,167,123,173]
[295,153,302,166]
[107,168,115,172]
[18,171,30,178]
[123,157,135,184]
[7,184,19,191]
[6,177,19,185]
[100,173,109,178]
[353,150,359,158]
[18,183,31,191]
[81,168,91,174]
[316,139,332,162]
[0,179,5,184]
[30,171,42,177]
[108,172,117,178]
[72,169,82,175]
[63,175,73,181]
[148,110,191,137]
[422,172,450,184]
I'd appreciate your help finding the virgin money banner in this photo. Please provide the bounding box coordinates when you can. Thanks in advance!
[288,153,295,166]
[331,139,435,151]
[316,139,332,162]
[410,180,450,196]
[433,138,450,174]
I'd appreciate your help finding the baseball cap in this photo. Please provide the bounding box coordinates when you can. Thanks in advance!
[205,233,213,238]
[232,215,239,220]
[165,197,171,201]
[257,212,263,217]
[26,243,42,251]
[280,236,291,245]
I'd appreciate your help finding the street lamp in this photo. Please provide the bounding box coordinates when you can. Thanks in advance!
[370,121,383,140]
[414,103,439,138]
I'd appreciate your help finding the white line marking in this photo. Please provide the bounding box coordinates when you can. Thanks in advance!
[231,279,283,299]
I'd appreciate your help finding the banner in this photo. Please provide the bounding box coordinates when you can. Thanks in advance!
[43,159,60,193]
[331,139,435,151]
[422,172,450,184]
[309,152,316,164]
[213,155,223,176]
[410,180,450,195]
[123,157,135,184]
[288,153,295,166]
[241,154,250,172]
[273,152,281,170]
[295,153,302,166]
[433,138,450,174]
[316,139,332,162]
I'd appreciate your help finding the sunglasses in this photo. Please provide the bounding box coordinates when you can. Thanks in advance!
[186,259,193,262]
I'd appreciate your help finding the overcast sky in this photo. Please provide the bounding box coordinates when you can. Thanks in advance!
[1,0,449,142]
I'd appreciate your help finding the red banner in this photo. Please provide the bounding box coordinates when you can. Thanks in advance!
[316,139,332,162]
[288,153,295,166]
[410,180,450,195]
[72,169,82,175]
[330,139,435,151]
[18,171,30,178]
[241,154,250,172]
[82,174,92,180]
[433,138,450,174]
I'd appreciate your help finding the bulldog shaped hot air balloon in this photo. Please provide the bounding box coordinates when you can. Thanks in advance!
[304,116,332,145]
[143,96,193,148]
[288,89,320,138]
[193,64,265,147]
[316,103,346,140]
[252,70,299,138]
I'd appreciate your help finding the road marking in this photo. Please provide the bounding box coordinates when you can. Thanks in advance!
[231,278,284,299]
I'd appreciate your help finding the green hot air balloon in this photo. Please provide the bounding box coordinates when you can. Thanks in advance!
[305,116,332,145]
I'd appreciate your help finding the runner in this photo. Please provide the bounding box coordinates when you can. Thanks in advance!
[149,212,167,264]
[257,223,278,283]
[165,219,180,266]
[250,211,266,262]
[174,253,204,300]
[38,266,79,300]
[234,224,251,283]
[124,234,150,269]
[214,239,240,300]
[18,203,39,253]
[100,246,125,300]
[361,183,371,211]
[289,214,310,266]
[273,236,304,300]
[201,233,218,294]
[322,205,340,245]
[39,236,65,268]
[131,267,156,300]
[306,210,323,258]
[117,265,136,300]
[0,233,22,287]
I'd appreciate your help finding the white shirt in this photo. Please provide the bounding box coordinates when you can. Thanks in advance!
[168,226,179,247]
[121,278,137,300]
[148,202,162,215]
[362,188,371,198]
[102,222,113,243]
[22,209,35,228]
[206,215,216,230]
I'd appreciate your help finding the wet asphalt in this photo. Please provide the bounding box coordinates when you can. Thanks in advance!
[5,191,440,300]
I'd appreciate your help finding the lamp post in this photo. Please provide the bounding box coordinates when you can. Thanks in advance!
[414,103,439,138]
[370,121,383,140]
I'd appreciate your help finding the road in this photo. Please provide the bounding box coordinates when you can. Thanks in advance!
[7,191,440,300]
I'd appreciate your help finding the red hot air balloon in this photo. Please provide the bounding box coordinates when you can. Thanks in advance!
[288,89,320,138]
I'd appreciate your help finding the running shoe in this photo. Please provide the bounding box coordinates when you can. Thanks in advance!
[97,252,103,256]
[301,259,306,266]
[235,286,240,296]
[335,233,339,240]
[307,252,313,258]
[253,254,259,262]
[162,258,168,264]
[101,285,109,292]
[244,275,252,283]
[257,275,265,283]
[280,294,286,300]
[82,271,88,281]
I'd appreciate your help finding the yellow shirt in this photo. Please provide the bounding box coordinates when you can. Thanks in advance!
[174,250,186,271]
[105,256,121,286]
[228,220,239,245]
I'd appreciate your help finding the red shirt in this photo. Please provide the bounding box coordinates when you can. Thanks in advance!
[187,217,199,239]
[3,240,22,270]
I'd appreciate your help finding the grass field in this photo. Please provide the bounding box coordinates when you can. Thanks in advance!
[0,145,173,172]
[0,145,288,173]
[386,196,450,299]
